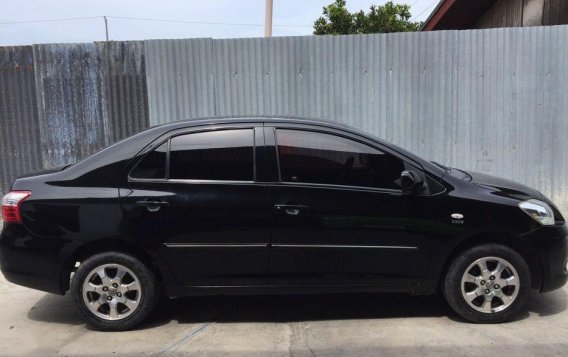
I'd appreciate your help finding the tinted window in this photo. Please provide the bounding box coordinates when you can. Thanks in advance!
[130,142,168,179]
[170,129,254,181]
[276,129,404,189]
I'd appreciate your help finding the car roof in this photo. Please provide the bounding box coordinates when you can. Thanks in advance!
[150,116,351,132]
[151,116,435,171]
[63,116,443,182]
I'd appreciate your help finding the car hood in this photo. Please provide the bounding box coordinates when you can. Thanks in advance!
[467,171,544,201]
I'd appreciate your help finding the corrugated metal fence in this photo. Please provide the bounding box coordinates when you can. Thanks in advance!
[0,41,149,191]
[1,26,568,215]
[0,46,43,194]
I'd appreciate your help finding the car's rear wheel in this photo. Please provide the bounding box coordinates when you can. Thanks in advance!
[71,252,158,331]
[443,244,530,323]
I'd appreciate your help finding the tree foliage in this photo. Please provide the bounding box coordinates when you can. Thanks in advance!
[314,0,422,35]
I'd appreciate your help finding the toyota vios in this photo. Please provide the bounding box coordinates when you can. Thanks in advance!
[1,118,567,330]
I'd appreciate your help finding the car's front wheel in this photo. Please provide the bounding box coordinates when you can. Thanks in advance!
[443,244,531,323]
[71,252,158,331]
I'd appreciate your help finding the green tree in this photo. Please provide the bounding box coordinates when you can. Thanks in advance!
[314,0,422,35]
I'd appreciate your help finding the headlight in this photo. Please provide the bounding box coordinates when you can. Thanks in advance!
[518,199,555,225]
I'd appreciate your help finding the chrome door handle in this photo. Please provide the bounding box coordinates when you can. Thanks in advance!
[135,200,169,212]
[274,204,309,216]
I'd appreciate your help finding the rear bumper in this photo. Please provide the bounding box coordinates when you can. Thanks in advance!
[0,223,78,295]
[523,222,568,293]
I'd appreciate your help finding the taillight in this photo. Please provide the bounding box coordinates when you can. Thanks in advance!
[1,191,32,223]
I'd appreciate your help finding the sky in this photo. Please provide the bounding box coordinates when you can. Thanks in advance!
[0,0,439,45]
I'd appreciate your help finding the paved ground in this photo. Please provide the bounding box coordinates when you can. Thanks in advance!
[0,221,566,356]
[0,269,566,357]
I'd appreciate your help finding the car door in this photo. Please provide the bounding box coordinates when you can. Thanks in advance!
[120,124,271,286]
[265,125,435,287]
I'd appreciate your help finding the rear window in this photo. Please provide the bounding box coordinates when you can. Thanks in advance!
[130,129,254,182]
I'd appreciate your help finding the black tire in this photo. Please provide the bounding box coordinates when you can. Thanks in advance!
[443,244,530,323]
[71,252,158,331]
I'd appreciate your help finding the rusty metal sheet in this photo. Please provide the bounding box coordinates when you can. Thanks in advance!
[0,46,42,195]
[98,41,149,142]
[34,43,106,168]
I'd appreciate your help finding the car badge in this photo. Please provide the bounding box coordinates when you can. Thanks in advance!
[451,213,464,224]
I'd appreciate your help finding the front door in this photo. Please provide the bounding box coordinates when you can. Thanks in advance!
[266,126,434,286]
[120,125,271,286]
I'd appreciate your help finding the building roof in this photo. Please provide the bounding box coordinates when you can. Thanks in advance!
[422,0,498,31]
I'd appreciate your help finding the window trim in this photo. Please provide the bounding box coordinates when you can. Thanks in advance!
[273,127,408,193]
[127,139,170,182]
[165,138,171,180]
[128,126,258,184]
[272,181,404,194]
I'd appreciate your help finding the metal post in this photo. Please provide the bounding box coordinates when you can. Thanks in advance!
[264,0,273,37]
[104,16,109,41]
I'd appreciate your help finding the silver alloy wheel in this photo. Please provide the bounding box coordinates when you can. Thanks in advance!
[82,263,142,321]
[461,256,520,313]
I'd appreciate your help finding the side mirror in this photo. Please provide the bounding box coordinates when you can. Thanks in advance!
[400,170,423,193]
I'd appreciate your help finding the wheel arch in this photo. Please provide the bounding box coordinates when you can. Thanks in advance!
[60,239,165,293]
[437,232,543,292]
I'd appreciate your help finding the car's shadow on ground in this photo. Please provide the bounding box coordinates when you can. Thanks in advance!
[27,288,567,330]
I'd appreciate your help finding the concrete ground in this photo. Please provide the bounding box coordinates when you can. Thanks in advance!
[0,222,566,356]
[0,271,566,357]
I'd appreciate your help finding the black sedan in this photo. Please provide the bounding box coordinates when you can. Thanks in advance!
[1,117,567,330]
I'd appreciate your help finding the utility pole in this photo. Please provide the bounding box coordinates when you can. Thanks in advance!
[264,0,273,37]
[104,16,109,41]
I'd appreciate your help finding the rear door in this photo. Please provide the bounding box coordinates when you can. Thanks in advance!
[120,124,271,286]
[265,125,434,287]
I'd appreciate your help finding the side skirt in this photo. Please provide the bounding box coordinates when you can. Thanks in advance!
[166,281,428,298]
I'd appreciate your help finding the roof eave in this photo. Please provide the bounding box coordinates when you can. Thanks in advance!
[422,0,456,31]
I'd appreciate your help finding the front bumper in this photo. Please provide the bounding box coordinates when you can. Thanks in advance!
[523,222,568,293]
[0,223,79,294]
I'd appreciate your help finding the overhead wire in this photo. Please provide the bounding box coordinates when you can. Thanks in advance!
[0,16,103,25]
[0,15,311,28]
[411,0,440,21]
